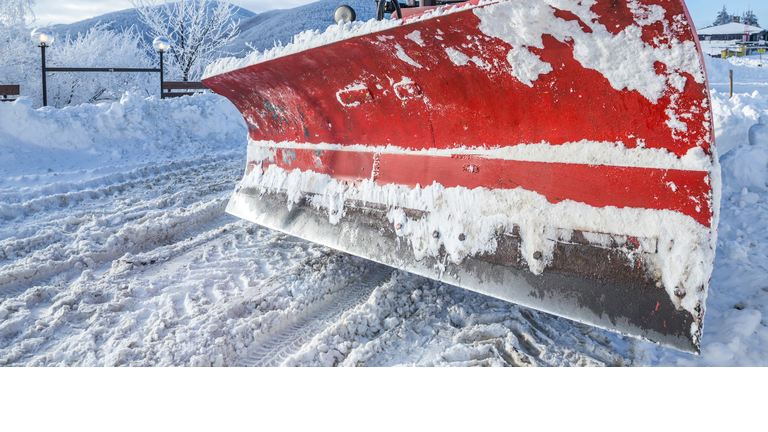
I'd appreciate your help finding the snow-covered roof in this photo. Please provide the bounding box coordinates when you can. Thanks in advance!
[698,22,764,36]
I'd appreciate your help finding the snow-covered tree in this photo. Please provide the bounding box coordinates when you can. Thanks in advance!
[44,23,157,107]
[0,0,35,27]
[713,5,732,26]
[742,10,759,28]
[131,0,240,81]
[0,0,37,87]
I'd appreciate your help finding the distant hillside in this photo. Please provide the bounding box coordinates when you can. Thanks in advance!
[49,1,377,58]
[224,0,376,55]
[51,2,255,47]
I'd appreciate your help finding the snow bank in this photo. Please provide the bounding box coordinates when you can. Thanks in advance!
[702,55,768,155]
[718,103,768,193]
[721,144,768,194]
[0,93,247,181]
[708,88,768,156]
[704,55,768,86]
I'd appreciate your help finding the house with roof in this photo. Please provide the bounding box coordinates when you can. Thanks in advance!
[697,22,767,42]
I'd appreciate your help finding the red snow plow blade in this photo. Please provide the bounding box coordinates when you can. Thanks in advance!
[203,0,718,353]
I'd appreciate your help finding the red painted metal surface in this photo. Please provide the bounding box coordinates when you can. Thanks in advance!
[264,148,711,226]
[204,0,711,156]
[203,0,715,227]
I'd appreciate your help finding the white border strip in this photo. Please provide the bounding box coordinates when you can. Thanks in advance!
[248,137,713,172]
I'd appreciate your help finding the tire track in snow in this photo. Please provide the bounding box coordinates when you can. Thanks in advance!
[239,265,394,367]
[0,153,240,222]
[0,153,237,204]
[0,216,377,366]
[0,155,244,296]
[0,154,241,249]
[0,218,247,366]
[0,197,232,295]
[274,271,635,367]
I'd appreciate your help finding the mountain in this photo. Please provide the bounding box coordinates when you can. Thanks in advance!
[50,2,255,46]
[48,0,377,58]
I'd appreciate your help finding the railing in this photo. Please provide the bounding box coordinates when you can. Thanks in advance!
[38,45,164,106]
[162,81,208,98]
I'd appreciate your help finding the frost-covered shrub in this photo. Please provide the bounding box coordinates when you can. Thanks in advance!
[43,23,158,108]
[0,25,37,88]
[0,0,37,94]
[0,0,33,28]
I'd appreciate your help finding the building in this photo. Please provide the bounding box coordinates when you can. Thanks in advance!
[697,22,767,42]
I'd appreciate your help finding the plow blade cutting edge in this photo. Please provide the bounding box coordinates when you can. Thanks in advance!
[202,0,719,353]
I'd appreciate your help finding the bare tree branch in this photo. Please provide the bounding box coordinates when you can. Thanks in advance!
[131,0,240,82]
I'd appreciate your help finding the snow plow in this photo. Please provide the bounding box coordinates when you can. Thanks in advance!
[202,0,719,353]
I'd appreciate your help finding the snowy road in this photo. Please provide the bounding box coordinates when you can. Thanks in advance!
[2,55,768,366]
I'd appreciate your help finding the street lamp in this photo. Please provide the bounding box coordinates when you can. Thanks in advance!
[153,36,170,53]
[153,36,170,98]
[31,28,55,106]
[32,28,54,47]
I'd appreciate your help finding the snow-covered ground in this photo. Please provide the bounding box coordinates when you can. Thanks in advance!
[1,52,768,366]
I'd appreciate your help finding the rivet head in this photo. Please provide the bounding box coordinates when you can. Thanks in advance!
[533,251,542,260]
[396,223,402,230]
[432,230,439,238]
[458,233,466,241]
[674,288,686,298]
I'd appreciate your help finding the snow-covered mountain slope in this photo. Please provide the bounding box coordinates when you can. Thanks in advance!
[47,1,376,57]
[50,3,255,46]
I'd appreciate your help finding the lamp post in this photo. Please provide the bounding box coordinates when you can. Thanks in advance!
[31,28,55,107]
[153,37,170,99]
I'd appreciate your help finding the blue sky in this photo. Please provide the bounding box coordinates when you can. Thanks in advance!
[33,0,768,29]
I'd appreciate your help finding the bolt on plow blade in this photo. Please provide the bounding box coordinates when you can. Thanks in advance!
[203,0,719,353]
